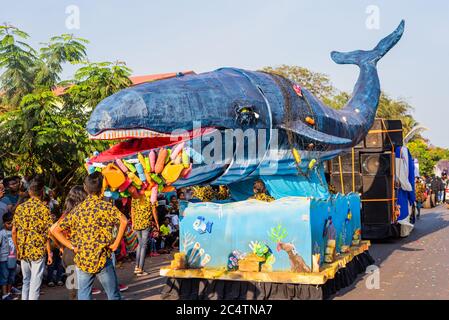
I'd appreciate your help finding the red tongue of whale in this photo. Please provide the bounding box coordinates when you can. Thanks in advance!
[90,127,215,163]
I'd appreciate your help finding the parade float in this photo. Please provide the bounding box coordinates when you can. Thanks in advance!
[85,20,405,299]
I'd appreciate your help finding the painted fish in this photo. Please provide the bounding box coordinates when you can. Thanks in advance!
[193,216,213,234]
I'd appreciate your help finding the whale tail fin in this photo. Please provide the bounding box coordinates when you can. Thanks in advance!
[331,20,405,66]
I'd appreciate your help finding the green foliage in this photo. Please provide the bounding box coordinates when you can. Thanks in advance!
[268,223,288,243]
[35,34,89,89]
[0,25,89,111]
[0,91,105,189]
[0,24,132,194]
[0,25,37,110]
[408,139,449,177]
[62,61,132,109]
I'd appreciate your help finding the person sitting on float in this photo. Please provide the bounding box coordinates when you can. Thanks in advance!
[248,180,274,202]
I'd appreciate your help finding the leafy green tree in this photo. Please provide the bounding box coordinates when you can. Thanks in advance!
[35,34,88,89]
[1,92,97,185]
[0,25,37,110]
[0,25,88,111]
[0,25,132,194]
[408,139,449,176]
[62,61,132,110]
[408,139,433,176]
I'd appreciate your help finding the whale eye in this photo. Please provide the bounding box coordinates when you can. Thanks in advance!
[234,104,259,126]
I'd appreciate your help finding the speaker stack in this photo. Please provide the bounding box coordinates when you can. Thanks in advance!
[329,118,403,239]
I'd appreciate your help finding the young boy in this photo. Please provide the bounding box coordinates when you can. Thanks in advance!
[0,212,17,300]
[159,218,173,253]
[12,179,53,300]
[149,221,160,257]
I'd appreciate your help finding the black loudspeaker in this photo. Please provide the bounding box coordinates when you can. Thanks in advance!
[360,153,392,176]
[364,119,403,150]
[362,175,393,199]
[384,119,403,147]
[362,202,392,225]
[330,173,363,194]
[364,119,384,149]
[331,151,360,173]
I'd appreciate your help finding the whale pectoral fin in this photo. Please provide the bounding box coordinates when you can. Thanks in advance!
[279,122,352,147]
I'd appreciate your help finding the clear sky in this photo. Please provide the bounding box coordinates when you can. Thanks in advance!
[2,0,448,147]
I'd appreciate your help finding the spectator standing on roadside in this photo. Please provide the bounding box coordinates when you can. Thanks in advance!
[131,194,156,277]
[3,177,21,207]
[430,175,439,207]
[51,172,128,300]
[12,179,53,300]
[415,177,427,220]
[0,212,18,300]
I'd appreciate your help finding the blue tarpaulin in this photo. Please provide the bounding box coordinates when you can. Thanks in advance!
[228,164,330,201]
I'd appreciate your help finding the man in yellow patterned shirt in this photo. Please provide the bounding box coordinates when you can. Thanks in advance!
[52,172,128,300]
[131,195,156,276]
[12,179,53,300]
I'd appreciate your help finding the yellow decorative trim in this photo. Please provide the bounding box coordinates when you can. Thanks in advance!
[160,241,371,285]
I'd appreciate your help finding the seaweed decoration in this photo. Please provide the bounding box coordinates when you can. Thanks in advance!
[268,223,288,243]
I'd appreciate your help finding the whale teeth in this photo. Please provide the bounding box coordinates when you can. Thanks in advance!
[90,128,176,140]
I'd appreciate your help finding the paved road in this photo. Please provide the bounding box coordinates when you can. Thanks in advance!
[40,205,449,300]
[335,205,449,300]
[40,253,174,300]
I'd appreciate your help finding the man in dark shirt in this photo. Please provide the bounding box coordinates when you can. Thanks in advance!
[430,176,440,207]
[2,177,21,207]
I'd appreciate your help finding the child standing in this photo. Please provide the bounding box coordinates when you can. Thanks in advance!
[149,221,160,257]
[159,218,173,253]
[0,212,18,300]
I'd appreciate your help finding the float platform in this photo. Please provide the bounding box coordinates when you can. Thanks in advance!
[160,241,373,300]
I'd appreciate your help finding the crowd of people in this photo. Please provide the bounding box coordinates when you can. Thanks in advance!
[0,168,286,301]
[414,173,448,221]
[0,172,184,300]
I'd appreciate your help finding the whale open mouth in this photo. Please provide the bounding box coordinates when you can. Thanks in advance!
[88,127,218,163]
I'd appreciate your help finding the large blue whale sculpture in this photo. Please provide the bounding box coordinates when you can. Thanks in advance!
[87,21,405,188]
